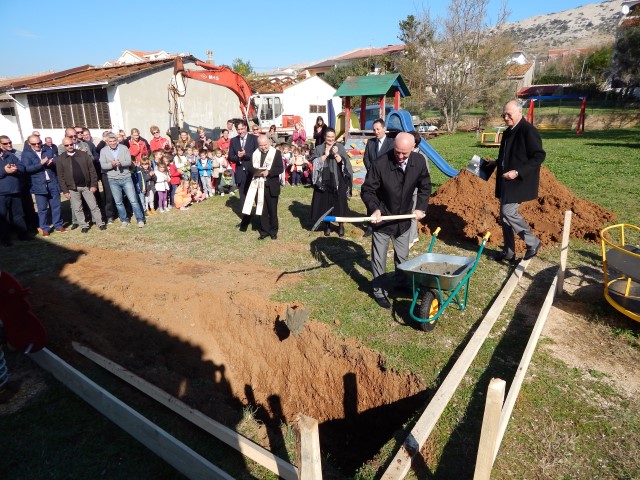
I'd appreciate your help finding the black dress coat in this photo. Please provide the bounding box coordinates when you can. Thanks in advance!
[228,133,259,189]
[495,119,546,204]
[363,136,395,172]
[361,150,431,236]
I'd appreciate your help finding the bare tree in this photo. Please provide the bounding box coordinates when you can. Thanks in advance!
[398,0,515,132]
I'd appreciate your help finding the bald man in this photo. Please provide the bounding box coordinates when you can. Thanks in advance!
[486,100,545,262]
[361,132,432,309]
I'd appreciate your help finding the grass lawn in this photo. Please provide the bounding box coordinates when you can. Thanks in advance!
[1,127,639,479]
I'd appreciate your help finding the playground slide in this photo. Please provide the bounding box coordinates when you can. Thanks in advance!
[386,109,459,177]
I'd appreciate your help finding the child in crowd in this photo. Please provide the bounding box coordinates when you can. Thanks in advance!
[167,153,182,206]
[186,146,199,185]
[218,168,236,196]
[151,150,164,169]
[189,180,207,203]
[173,146,189,180]
[154,162,170,212]
[173,178,192,210]
[291,146,306,186]
[211,148,224,195]
[197,149,214,198]
[139,156,156,214]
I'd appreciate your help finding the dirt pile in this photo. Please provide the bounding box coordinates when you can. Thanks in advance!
[27,247,426,473]
[424,166,615,252]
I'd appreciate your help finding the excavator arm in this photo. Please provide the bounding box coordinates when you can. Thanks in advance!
[173,57,255,120]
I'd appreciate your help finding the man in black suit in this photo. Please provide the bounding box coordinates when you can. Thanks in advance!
[361,132,431,309]
[363,118,395,237]
[228,119,258,230]
[486,100,545,262]
[242,135,284,240]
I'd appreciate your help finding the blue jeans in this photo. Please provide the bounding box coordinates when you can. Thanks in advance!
[109,176,145,222]
[34,181,63,232]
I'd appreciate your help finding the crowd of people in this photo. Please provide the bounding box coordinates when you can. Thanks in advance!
[0,116,326,244]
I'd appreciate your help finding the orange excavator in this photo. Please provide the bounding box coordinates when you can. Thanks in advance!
[172,57,302,141]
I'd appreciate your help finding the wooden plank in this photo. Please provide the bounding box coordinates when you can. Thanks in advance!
[381,261,529,479]
[473,378,506,480]
[30,348,234,480]
[556,210,573,295]
[72,342,298,480]
[296,414,323,480]
[493,274,558,462]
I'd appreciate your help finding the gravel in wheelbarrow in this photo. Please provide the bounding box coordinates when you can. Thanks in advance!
[398,253,475,291]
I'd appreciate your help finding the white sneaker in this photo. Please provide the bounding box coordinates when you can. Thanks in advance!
[121,221,130,228]
[137,221,145,228]
[221,192,225,197]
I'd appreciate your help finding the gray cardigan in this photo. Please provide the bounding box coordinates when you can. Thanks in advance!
[310,142,353,188]
[99,144,133,180]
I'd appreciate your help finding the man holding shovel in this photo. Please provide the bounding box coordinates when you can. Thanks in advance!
[361,132,431,309]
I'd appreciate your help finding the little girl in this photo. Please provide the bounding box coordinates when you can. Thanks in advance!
[140,156,156,214]
[291,146,306,186]
[190,180,207,203]
[197,149,214,198]
[173,147,189,180]
[211,148,225,195]
[167,153,181,206]
[173,178,192,210]
[154,162,170,212]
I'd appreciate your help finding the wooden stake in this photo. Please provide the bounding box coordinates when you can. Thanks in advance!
[473,378,506,480]
[494,274,558,462]
[382,261,530,480]
[556,210,573,295]
[30,348,234,480]
[72,342,298,480]
[296,414,322,480]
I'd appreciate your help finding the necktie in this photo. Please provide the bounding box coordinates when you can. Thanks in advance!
[378,139,383,152]
[240,137,245,149]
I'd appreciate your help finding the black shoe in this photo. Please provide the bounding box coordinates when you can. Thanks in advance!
[523,243,541,260]
[374,296,391,309]
[271,234,277,240]
[494,251,515,263]
[258,233,269,240]
[70,224,79,231]
[324,223,331,237]
[238,223,249,232]
[81,227,90,233]
[99,224,107,231]
[338,225,345,237]
[363,226,372,237]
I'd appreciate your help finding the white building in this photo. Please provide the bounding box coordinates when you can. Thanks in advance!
[1,57,238,145]
[277,75,342,130]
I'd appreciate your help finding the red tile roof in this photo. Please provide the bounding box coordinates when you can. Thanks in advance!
[506,63,533,77]
[3,57,192,92]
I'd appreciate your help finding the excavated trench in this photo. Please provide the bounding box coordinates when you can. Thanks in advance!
[28,247,426,474]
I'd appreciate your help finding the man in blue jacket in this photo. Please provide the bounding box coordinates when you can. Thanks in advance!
[22,135,65,237]
[0,149,28,246]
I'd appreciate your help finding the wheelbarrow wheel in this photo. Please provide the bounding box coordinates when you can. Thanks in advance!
[417,289,440,332]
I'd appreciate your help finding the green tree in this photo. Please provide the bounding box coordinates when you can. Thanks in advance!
[231,58,254,77]
[397,0,514,132]
[321,58,374,90]
[613,22,640,94]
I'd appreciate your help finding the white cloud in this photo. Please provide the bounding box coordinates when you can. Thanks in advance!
[15,29,40,39]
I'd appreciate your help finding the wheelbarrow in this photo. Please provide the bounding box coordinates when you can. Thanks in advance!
[397,228,490,331]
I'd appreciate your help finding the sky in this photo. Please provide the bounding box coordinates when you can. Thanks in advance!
[1,0,608,78]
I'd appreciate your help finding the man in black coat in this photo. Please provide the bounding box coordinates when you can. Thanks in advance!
[228,119,259,230]
[362,118,395,237]
[487,100,546,262]
[361,132,431,309]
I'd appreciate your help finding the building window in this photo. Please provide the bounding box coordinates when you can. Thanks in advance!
[1,106,16,116]
[309,105,327,114]
[28,88,111,129]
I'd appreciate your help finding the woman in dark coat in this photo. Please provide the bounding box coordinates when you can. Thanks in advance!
[310,127,353,237]
[312,116,328,147]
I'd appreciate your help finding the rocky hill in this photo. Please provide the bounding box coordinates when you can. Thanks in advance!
[502,0,625,55]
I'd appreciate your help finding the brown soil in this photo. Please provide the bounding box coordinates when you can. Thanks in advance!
[12,247,426,474]
[424,166,615,253]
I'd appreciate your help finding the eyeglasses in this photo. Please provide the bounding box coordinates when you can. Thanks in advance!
[66,134,76,138]
[1,141,12,145]
[63,143,74,147]
[75,131,83,135]
[152,131,160,134]
[30,142,42,146]
[502,113,514,119]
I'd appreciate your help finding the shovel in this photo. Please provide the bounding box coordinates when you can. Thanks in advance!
[312,207,417,231]
[465,154,496,181]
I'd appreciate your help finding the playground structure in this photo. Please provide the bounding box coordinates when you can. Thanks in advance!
[600,224,640,322]
[526,95,587,135]
[334,74,459,182]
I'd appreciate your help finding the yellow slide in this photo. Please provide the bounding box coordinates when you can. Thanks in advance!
[335,112,360,140]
